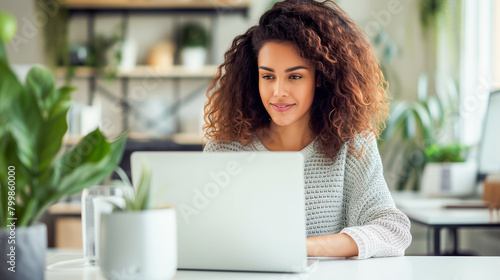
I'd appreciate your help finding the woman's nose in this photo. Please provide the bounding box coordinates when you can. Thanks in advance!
[273,79,289,97]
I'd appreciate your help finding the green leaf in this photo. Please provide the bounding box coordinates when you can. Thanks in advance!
[425,96,443,128]
[384,101,409,139]
[19,199,38,227]
[404,111,416,139]
[9,88,42,171]
[33,132,127,223]
[25,65,55,107]
[0,39,6,61]
[411,102,434,142]
[49,86,74,118]
[57,129,111,178]
[38,108,70,172]
[0,59,23,120]
[424,143,467,162]
[0,134,27,200]
[56,132,126,196]
[0,132,30,226]
[6,67,46,174]
[134,162,151,210]
[37,85,74,173]
[0,136,14,227]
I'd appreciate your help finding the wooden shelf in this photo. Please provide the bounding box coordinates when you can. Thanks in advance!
[61,0,246,134]
[63,133,203,146]
[57,65,219,79]
[65,0,250,9]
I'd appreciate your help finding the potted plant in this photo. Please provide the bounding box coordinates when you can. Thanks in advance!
[420,143,476,197]
[0,13,126,280]
[99,163,177,280]
[379,73,459,191]
[85,22,126,79]
[179,23,208,71]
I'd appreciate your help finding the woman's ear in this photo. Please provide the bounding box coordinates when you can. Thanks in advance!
[316,75,322,87]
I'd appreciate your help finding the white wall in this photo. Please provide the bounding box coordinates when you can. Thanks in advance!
[1,0,44,64]
[494,0,500,89]
[342,0,427,100]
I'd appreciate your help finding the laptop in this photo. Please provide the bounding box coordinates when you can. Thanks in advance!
[130,151,319,273]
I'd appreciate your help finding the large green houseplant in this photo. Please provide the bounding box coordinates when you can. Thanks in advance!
[0,13,126,280]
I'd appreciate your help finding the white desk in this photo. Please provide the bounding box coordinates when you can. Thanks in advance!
[45,250,500,280]
[392,191,500,255]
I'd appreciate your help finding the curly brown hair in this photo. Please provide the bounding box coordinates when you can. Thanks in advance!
[203,0,389,158]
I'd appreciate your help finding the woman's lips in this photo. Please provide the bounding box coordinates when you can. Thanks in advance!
[271,103,295,112]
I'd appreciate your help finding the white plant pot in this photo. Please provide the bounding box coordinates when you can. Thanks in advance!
[420,161,478,197]
[119,38,138,72]
[181,47,207,71]
[99,208,177,280]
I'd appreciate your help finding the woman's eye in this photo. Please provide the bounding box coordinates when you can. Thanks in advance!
[289,75,301,80]
[262,75,274,80]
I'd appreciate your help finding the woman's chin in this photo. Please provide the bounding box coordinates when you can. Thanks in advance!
[270,118,293,128]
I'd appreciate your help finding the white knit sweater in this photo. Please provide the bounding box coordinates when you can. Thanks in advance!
[203,134,412,259]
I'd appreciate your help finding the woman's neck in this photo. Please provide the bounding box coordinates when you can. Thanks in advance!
[258,122,316,152]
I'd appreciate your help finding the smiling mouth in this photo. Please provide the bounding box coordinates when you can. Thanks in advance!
[271,103,295,107]
[271,103,295,112]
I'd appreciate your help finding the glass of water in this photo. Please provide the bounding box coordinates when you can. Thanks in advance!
[81,185,126,266]
[46,185,126,271]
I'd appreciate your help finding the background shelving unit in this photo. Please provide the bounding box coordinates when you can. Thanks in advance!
[62,0,249,137]
[58,0,251,185]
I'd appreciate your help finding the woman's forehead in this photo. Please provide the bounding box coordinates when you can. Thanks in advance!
[257,42,313,70]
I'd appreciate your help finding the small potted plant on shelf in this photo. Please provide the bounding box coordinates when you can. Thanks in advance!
[99,163,177,280]
[180,23,208,71]
[0,13,127,280]
[420,143,476,197]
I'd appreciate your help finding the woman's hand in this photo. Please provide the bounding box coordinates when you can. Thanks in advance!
[306,233,359,258]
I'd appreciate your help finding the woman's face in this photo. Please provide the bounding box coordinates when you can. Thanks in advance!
[257,41,317,129]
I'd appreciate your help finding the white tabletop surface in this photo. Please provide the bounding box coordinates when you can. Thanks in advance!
[46,250,500,280]
[391,191,500,225]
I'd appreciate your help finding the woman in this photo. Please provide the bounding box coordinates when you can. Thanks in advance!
[203,0,411,259]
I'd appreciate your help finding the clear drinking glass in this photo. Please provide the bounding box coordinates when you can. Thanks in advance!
[46,185,126,271]
[81,185,126,266]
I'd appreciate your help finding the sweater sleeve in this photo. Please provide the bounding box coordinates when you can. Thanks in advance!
[339,135,412,259]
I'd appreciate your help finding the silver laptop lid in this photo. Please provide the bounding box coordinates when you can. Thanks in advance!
[131,151,309,273]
